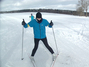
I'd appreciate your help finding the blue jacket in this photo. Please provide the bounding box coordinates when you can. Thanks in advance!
[24,19,52,39]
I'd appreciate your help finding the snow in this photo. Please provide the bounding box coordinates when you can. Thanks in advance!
[0,12,89,67]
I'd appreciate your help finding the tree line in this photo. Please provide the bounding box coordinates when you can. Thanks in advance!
[0,9,89,16]
[0,0,89,16]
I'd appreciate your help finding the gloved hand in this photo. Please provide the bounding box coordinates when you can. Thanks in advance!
[22,19,26,26]
[50,20,53,26]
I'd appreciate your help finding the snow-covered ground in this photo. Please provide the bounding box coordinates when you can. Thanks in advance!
[0,12,89,67]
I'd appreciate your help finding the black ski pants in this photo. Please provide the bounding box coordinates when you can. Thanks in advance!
[31,37,54,56]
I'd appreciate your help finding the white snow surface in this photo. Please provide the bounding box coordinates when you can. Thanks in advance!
[0,12,89,67]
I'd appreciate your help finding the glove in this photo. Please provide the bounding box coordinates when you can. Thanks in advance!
[22,19,26,26]
[50,20,53,26]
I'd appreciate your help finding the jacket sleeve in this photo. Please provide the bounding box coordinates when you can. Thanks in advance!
[45,19,52,28]
[24,24,28,28]
[24,20,34,28]
[28,20,34,27]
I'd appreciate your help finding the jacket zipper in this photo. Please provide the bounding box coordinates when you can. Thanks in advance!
[39,24,41,39]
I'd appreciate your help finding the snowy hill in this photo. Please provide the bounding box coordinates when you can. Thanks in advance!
[0,12,89,67]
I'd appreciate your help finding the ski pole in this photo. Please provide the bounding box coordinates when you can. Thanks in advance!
[52,26,59,55]
[21,20,24,60]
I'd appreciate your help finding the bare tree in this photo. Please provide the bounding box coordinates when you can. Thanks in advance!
[85,0,89,17]
[76,0,89,16]
[76,6,84,16]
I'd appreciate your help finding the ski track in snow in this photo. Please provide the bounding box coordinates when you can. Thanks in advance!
[0,12,89,67]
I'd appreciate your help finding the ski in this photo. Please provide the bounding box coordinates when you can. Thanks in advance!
[50,54,59,67]
[27,54,37,67]
[30,58,37,67]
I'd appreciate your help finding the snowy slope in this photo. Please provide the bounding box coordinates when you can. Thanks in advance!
[0,12,89,67]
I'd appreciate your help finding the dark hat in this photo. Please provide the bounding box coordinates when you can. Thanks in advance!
[36,12,42,18]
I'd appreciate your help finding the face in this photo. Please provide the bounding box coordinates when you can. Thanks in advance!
[37,18,41,21]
